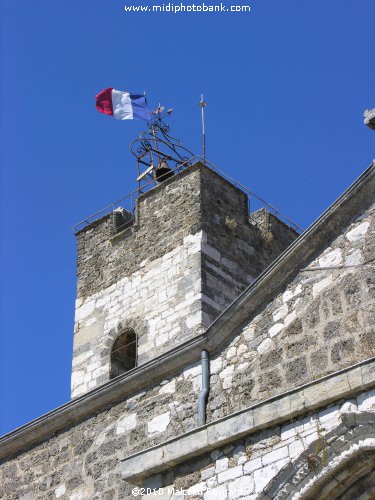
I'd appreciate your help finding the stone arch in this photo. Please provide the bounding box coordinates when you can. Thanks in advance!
[110,328,137,378]
[261,413,375,499]
[101,318,145,379]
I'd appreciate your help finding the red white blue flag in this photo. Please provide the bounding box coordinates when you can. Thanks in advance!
[95,88,151,121]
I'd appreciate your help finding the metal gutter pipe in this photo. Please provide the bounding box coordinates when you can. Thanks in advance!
[198,350,210,426]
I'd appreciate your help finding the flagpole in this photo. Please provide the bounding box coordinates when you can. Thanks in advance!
[152,103,162,165]
[200,95,207,164]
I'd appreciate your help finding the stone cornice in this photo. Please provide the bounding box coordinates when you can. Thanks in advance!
[0,161,374,462]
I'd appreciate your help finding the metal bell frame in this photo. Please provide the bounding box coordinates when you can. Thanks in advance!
[130,107,195,191]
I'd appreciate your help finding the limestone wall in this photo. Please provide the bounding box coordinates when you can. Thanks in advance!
[136,389,375,499]
[1,384,374,499]
[0,361,203,500]
[72,164,297,397]
[1,170,374,499]
[207,201,375,420]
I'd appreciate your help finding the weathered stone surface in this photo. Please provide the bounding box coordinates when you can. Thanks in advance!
[208,198,375,420]
[1,165,375,499]
[72,164,297,397]
[115,361,375,489]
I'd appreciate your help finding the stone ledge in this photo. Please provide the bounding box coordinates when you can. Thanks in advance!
[121,357,375,484]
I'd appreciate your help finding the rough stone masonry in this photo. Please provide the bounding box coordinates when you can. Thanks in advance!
[72,163,297,398]
[0,160,374,500]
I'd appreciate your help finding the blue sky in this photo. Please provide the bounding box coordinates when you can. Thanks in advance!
[0,0,374,435]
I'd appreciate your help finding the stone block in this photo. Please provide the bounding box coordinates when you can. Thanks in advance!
[345,249,362,266]
[269,323,284,338]
[215,457,229,474]
[217,465,243,484]
[283,284,302,304]
[346,365,362,390]
[187,481,207,495]
[203,484,227,500]
[253,459,288,493]
[71,371,84,389]
[340,400,357,413]
[201,466,215,480]
[357,389,375,411]
[75,300,96,322]
[303,374,350,409]
[281,420,300,441]
[288,390,305,416]
[288,439,305,459]
[284,311,297,327]
[313,276,333,298]
[273,304,288,322]
[116,413,137,435]
[318,405,340,431]
[227,475,255,498]
[243,457,262,474]
[159,380,176,395]
[361,362,375,387]
[163,428,209,466]
[219,365,235,389]
[207,476,218,489]
[121,447,164,481]
[252,398,290,428]
[346,221,370,242]
[210,357,223,375]
[319,248,342,268]
[54,485,66,498]
[148,412,171,437]
[353,411,375,425]
[207,410,254,446]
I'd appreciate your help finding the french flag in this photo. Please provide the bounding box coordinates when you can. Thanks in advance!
[95,88,151,121]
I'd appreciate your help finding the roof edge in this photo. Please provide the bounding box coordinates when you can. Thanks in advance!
[206,160,375,349]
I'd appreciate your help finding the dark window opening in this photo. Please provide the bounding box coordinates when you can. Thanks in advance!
[110,329,137,379]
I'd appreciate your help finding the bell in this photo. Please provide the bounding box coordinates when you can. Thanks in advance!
[155,160,174,182]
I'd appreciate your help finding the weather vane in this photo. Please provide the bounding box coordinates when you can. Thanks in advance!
[130,105,195,191]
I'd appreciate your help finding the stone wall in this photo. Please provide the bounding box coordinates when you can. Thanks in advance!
[0,361,204,500]
[137,389,375,499]
[207,201,375,420]
[1,167,374,499]
[72,164,297,398]
[1,383,374,499]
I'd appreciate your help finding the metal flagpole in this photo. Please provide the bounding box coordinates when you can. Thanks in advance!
[200,94,207,164]
[152,103,162,164]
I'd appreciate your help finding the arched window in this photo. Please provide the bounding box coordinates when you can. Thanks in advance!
[110,329,137,379]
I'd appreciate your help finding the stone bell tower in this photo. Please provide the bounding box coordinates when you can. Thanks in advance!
[71,162,298,398]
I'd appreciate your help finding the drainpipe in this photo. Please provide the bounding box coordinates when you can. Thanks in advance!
[198,350,210,426]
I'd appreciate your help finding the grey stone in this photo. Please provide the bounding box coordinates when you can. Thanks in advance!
[284,357,308,384]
